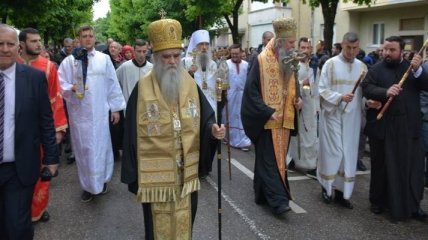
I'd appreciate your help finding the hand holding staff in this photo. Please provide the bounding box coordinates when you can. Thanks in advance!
[343,70,366,112]
[377,39,428,120]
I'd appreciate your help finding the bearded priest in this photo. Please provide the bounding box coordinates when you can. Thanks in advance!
[121,18,226,240]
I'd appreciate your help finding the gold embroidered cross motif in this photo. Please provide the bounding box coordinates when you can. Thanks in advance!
[202,72,208,90]
[190,48,198,66]
[145,102,161,136]
[158,8,167,19]
[171,103,182,149]
[186,99,199,118]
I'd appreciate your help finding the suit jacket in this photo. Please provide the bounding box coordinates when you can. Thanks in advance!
[13,63,58,186]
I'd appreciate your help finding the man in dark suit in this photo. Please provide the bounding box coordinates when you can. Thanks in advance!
[0,24,58,239]
[248,31,274,72]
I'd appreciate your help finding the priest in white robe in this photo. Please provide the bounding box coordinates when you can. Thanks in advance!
[224,44,251,151]
[116,39,153,111]
[182,30,218,116]
[287,37,318,171]
[58,25,126,202]
[317,32,367,209]
[182,29,220,177]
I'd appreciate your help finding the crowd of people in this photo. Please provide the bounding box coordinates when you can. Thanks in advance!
[0,13,427,239]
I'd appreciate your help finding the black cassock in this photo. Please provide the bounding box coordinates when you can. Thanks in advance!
[362,60,428,220]
[121,84,216,240]
[241,59,293,213]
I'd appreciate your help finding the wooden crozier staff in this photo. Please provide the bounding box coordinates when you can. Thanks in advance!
[282,50,307,160]
[377,39,428,120]
[215,78,223,240]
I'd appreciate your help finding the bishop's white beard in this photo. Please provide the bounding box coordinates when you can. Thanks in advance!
[277,46,293,85]
[196,50,212,72]
[153,55,183,104]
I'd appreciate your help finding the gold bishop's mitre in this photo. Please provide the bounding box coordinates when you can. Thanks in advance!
[148,18,182,53]
[272,17,297,39]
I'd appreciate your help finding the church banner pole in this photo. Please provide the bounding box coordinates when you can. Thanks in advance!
[216,78,223,240]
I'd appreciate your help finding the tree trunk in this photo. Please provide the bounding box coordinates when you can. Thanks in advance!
[232,3,240,44]
[320,0,338,56]
[224,0,243,45]
[44,30,49,46]
[224,15,239,45]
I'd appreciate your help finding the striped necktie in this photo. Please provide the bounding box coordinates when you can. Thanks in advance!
[0,72,4,162]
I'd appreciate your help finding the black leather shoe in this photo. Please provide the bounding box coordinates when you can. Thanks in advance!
[334,190,353,209]
[370,204,383,214]
[81,191,93,202]
[412,208,427,222]
[288,160,295,170]
[40,211,50,222]
[357,160,367,171]
[101,183,108,194]
[67,154,75,165]
[306,169,317,180]
[321,187,332,204]
[340,199,354,209]
[64,145,72,154]
[334,190,344,202]
[273,204,291,215]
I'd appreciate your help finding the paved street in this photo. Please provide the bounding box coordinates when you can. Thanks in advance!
[35,145,428,240]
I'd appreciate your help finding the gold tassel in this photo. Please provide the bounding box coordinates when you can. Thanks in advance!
[137,187,177,202]
[180,178,200,198]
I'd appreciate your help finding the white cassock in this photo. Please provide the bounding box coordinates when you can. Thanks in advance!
[287,61,318,169]
[116,59,153,113]
[224,59,251,148]
[58,50,126,194]
[182,57,218,115]
[317,54,366,199]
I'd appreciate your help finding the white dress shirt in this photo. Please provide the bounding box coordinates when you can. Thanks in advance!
[1,63,16,162]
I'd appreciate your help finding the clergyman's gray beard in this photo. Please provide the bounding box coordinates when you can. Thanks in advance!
[154,61,182,104]
[278,47,293,81]
[196,51,211,72]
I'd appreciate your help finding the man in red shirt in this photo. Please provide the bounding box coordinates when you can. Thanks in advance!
[18,27,68,223]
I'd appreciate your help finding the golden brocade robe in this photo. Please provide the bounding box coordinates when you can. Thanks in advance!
[258,38,297,188]
[136,70,201,239]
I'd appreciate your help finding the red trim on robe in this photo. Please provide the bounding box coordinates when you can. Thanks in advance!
[17,56,68,221]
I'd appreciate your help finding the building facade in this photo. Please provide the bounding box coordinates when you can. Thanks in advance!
[212,0,428,55]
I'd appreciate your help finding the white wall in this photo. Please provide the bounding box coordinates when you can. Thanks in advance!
[248,7,292,48]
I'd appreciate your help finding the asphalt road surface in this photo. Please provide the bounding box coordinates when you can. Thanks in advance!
[34,145,428,239]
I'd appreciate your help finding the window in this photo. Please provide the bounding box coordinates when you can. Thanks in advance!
[372,23,384,45]
[400,18,424,31]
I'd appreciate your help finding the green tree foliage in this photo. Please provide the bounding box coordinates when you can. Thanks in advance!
[107,0,219,44]
[94,13,111,43]
[1,0,96,47]
[179,0,241,44]
[0,0,48,24]
[104,0,280,45]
